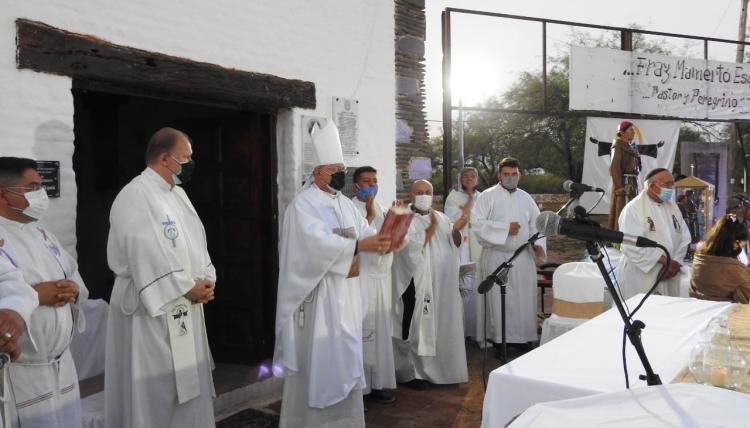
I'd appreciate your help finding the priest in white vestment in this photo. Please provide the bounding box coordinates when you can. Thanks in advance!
[0,254,38,361]
[472,157,546,349]
[274,122,391,428]
[350,166,397,404]
[392,179,469,387]
[444,167,482,342]
[105,128,217,428]
[617,168,691,300]
[0,157,88,428]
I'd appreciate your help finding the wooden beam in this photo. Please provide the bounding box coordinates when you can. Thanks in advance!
[16,19,316,110]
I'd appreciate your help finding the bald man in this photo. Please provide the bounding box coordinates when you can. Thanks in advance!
[391,180,469,389]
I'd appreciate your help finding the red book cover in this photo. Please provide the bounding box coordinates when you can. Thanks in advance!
[379,206,414,251]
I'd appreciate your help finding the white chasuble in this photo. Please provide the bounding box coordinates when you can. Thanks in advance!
[391,208,468,384]
[0,254,38,428]
[617,191,690,300]
[105,168,216,428]
[0,216,89,428]
[472,185,547,344]
[274,185,375,428]
[444,188,482,340]
[351,197,396,393]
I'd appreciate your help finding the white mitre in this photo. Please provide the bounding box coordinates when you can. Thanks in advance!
[312,120,345,167]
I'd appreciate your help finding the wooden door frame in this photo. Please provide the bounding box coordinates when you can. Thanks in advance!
[19,18,301,360]
[16,19,315,112]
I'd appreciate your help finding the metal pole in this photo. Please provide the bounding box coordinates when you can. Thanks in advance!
[542,21,547,112]
[458,98,465,174]
[729,0,749,213]
[441,10,453,198]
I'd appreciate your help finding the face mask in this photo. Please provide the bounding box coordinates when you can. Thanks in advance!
[8,188,49,220]
[501,175,519,191]
[658,187,674,202]
[414,194,433,211]
[328,171,346,191]
[170,155,195,185]
[356,185,378,201]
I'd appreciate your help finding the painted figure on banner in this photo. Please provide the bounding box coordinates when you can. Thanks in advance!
[392,179,469,389]
[443,167,483,345]
[617,168,691,299]
[105,128,217,428]
[472,157,546,354]
[608,121,643,230]
[274,122,392,427]
[0,156,88,428]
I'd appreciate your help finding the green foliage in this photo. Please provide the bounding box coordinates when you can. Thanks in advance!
[430,25,705,195]
[519,174,567,194]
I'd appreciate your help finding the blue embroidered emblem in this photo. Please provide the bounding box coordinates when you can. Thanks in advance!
[162,215,179,248]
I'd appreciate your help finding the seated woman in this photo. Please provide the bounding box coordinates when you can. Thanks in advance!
[690,214,750,303]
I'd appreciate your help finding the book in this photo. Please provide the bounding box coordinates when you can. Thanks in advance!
[379,206,414,251]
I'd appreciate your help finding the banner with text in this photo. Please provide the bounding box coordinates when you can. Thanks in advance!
[580,117,680,215]
[570,46,750,120]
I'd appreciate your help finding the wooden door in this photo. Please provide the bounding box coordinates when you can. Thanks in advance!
[181,113,278,365]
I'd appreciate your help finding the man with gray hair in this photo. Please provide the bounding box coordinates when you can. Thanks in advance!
[617,168,690,299]
[105,127,217,428]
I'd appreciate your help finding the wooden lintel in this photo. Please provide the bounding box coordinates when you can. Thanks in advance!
[16,19,316,110]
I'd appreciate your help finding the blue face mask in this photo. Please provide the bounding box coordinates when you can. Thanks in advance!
[659,187,674,202]
[356,185,378,201]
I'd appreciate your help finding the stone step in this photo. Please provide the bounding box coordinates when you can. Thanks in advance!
[77,362,283,424]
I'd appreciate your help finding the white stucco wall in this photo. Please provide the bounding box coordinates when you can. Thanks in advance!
[0,0,397,256]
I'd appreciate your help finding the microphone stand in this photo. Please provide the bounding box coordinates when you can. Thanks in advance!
[557,191,583,218]
[479,232,541,363]
[585,239,662,386]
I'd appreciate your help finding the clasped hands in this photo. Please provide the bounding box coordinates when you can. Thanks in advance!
[185,278,215,304]
[33,280,79,307]
[658,256,682,279]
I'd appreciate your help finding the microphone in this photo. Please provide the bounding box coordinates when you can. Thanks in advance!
[477,232,542,294]
[563,180,605,194]
[536,211,658,247]
[477,266,509,294]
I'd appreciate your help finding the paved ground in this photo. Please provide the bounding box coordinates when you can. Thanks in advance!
[218,220,591,427]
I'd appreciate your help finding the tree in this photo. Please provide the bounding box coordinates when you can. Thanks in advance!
[433,25,698,194]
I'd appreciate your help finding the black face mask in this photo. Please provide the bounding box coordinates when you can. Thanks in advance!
[176,159,196,184]
[328,171,346,191]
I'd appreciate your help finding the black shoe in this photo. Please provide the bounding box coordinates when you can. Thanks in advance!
[403,379,429,390]
[367,389,396,404]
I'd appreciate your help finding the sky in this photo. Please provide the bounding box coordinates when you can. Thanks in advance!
[424,0,746,136]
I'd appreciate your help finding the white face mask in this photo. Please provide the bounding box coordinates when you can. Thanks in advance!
[9,188,49,220]
[414,194,433,211]
[501,175,520,190]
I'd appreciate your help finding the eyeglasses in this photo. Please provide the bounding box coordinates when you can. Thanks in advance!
[5,185,42,194]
